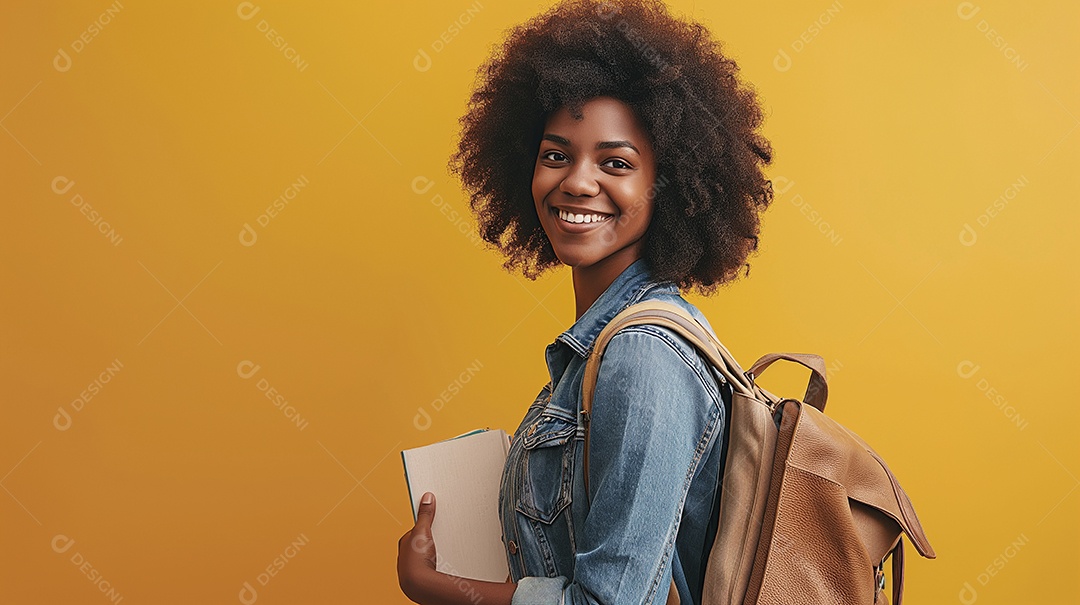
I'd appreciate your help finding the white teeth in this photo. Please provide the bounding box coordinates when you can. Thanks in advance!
[557,208,611,224]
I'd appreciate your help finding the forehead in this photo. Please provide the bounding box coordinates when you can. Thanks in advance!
[543,96,650,144]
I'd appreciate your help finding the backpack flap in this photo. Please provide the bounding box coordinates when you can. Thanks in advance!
[745,399,935,605]
[793,403,936,561]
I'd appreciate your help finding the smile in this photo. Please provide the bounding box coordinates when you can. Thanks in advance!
[551,206,614,228]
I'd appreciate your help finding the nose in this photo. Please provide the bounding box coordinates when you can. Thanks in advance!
[558,162,600,197]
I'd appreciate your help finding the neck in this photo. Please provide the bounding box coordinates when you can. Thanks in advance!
[571,247,643,320]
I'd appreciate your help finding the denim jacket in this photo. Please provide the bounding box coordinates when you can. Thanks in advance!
[499,257,732,605]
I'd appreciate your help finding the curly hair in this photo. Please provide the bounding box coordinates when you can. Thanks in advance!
[448,0,774,295]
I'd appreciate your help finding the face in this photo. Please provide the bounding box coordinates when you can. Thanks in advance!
[532,96,658,271]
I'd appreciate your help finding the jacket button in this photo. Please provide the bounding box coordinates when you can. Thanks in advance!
[508,539,518,554]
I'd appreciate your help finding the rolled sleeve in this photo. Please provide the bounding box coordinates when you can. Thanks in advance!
[545,327,723,605]
[512,575,570,605]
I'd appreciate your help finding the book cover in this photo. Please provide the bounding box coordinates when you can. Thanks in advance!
[401,428,511,582]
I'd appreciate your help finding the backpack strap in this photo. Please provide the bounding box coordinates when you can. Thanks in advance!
[892,537,905,605]
[581,300,767,503]
[579,300,748,605]
[747,352,830,412]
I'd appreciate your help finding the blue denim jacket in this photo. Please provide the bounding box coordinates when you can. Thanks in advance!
[499,258,731,605]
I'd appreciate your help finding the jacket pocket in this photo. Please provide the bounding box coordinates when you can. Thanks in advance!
[515,412,576,524]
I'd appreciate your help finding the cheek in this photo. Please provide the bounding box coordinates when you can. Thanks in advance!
[613,182,656,230]
[531,166,548,206]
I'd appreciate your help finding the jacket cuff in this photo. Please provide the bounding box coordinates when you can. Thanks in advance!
[511,575,568,605]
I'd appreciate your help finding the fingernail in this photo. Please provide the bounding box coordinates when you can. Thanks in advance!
[421,492,433,504]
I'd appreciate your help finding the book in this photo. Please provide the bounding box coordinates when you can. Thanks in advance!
[401,428,512,582]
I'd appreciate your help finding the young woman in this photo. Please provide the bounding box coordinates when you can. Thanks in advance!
[398,1,773,603]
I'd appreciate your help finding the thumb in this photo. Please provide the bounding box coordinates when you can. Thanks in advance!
[415,491,436,531]
[409,492,438,566]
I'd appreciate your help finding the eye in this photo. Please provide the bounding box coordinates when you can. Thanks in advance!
[603,158,633,170]
[541,150,568,162]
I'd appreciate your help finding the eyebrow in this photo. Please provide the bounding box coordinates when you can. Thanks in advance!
[542,133,639,154]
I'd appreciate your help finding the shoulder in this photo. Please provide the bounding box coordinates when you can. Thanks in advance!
[598,293,726,406]
[638,287,722,342]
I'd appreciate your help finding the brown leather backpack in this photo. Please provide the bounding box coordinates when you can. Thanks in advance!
[580,300,936,605]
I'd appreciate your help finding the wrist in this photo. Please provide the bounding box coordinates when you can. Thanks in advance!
[400,563,440,604]
[415,569,517,605]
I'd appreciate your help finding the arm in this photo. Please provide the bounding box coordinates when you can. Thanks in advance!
[514,328,724,605]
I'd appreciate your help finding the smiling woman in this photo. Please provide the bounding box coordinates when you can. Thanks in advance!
[397,0,774,604]
[446,0,773,300]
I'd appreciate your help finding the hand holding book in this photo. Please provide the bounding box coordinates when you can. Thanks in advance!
[400,429,511,582]
[397,488,518,604]
[397,429,518,604]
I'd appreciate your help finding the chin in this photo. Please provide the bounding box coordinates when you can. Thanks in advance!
[554,251,600,270]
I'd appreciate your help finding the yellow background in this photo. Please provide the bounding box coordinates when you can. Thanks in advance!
[2,1,1076,603]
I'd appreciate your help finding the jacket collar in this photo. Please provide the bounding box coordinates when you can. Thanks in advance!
[551,257,679,361]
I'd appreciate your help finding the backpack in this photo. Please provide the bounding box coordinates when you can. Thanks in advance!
[580,300,936,605]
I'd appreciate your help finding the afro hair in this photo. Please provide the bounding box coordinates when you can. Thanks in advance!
[449,0,774,295]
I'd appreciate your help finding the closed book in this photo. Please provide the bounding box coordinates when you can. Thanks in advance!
[401,428,511,582]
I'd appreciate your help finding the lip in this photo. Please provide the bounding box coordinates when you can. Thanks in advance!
[549,205,614,234]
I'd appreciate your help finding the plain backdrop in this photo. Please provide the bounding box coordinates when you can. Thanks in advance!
[1,1,1077,603]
